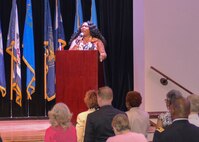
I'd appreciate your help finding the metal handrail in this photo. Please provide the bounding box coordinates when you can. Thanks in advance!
[150,66,193,94]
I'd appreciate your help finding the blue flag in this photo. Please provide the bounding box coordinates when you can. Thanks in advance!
[22,0,35,100]
[6,0,22,106]
[0,20,6,97]
[74,0,83,32]
[91,0,98,26]
[54,0,66,51]
[44,0,56,101]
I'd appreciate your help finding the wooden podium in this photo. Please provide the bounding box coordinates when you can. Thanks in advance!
[55,50,99,123]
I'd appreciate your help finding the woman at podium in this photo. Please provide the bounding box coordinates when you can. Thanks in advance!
[69,21,107,62]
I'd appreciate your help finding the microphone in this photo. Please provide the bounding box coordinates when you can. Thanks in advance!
[75,32,84,44]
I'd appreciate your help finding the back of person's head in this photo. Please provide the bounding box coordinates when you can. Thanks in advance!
[165,90,183,110]
[84,90,98,109]
[187,94,199,113]
[98,86,113,101]
[126,91,142,109]
[166,89,183,105]
[170,96,190,119]
[112,114,130,134]
[48,102,72,129]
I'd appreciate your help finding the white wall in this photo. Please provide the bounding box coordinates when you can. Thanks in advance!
[133,0,145,109]
[134,0,199,111]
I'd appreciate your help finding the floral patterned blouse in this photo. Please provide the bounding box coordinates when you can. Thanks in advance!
[158,111,172,128]
[78,41,97,50]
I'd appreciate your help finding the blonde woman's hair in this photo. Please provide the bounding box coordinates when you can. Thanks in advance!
[48,103,73,129]
[112,114,130,132]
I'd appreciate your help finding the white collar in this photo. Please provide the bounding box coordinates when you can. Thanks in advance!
[173,118,188,122]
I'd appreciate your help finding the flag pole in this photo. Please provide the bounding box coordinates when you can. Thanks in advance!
[27,97,30,117]
[10,42,14,118]
[44,45,47,117]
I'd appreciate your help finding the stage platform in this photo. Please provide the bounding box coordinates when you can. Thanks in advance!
[0,119,50,142]
[0,116,157,142]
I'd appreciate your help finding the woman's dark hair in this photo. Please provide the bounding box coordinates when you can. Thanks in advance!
[69,21,106,46]
[84,90,98,109]
[126,91,142,107]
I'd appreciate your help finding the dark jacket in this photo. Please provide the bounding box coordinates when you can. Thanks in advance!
[84,105,125,142]
[159,120,199,142]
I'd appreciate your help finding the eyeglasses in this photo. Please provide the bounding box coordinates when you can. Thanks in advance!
[164,99,172,105]
[164,99,170,103]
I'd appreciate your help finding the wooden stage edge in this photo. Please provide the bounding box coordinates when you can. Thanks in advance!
[0,116,48,121]
[0,117,50,142]
[0,113,160,142]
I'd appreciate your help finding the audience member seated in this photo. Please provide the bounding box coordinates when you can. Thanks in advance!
[84,86,125,142]
[106,114,147,142]
[153,89,183,142]
[187,94,199,127]
[44,103,77,142]
[125,91,150,137]
[156,89,183,128]
[158,94,199,142]
[76,90,98,142]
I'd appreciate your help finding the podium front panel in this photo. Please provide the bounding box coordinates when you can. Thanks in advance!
[55,50,98,123]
